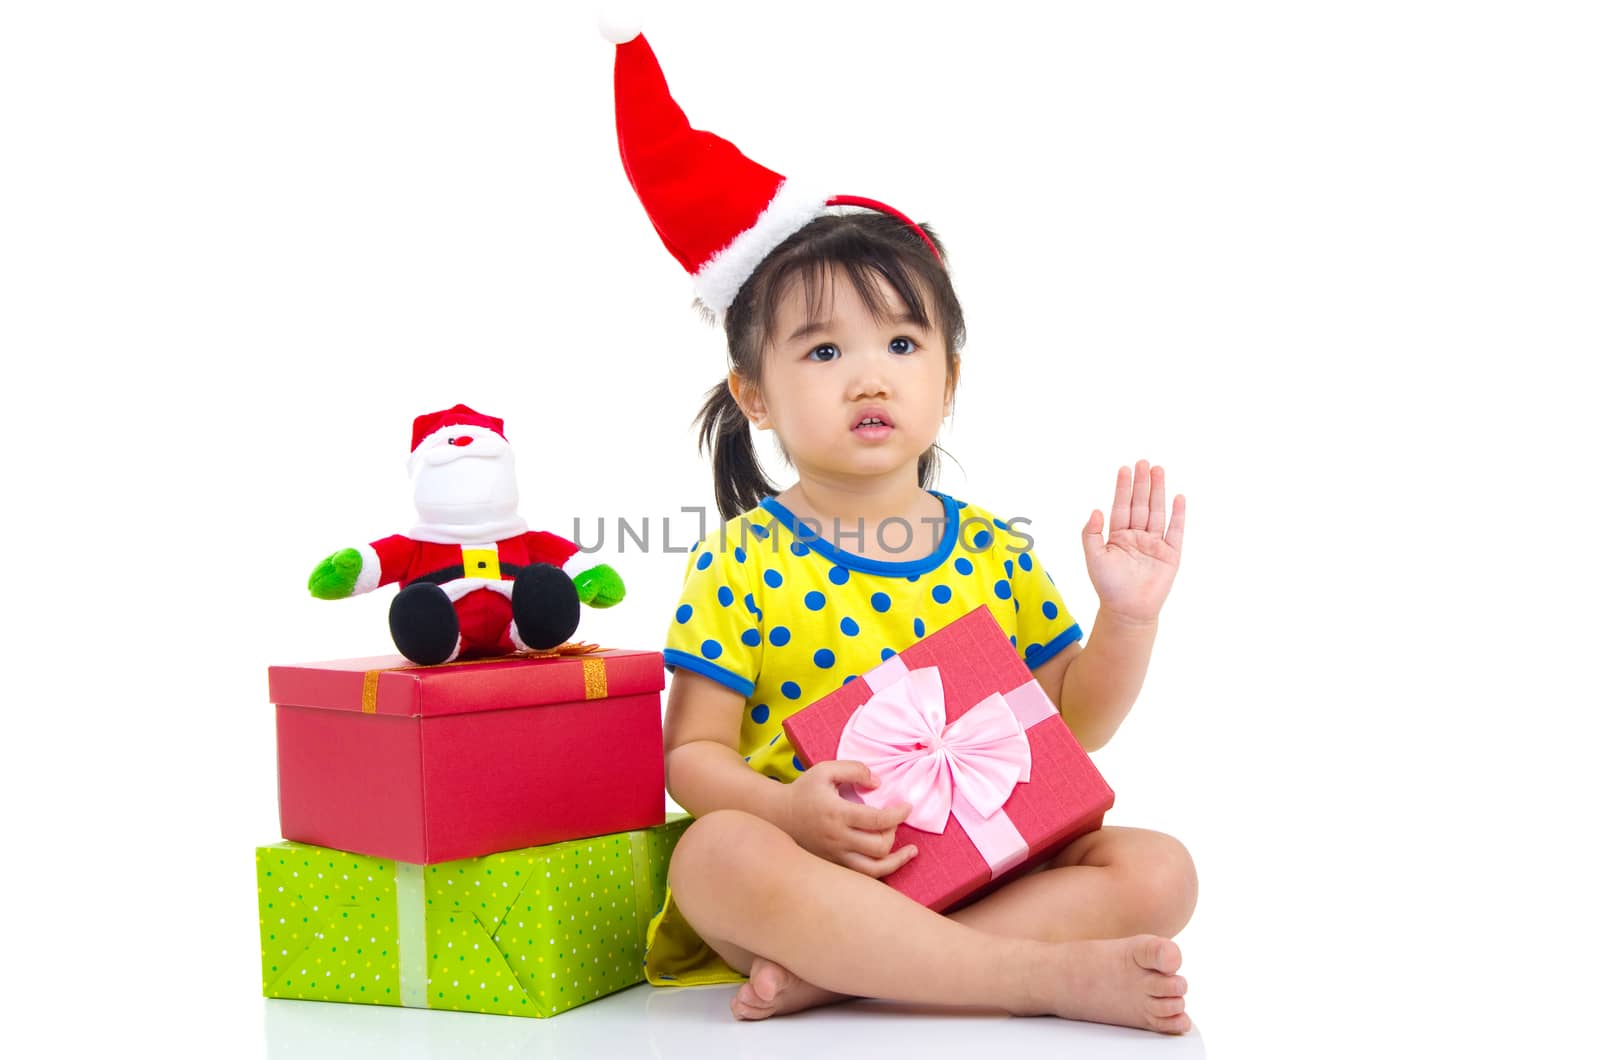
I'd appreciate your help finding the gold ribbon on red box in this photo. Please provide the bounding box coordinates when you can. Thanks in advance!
[358,642,608,714]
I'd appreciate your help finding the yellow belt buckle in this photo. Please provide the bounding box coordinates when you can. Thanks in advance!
[461,547,502,580]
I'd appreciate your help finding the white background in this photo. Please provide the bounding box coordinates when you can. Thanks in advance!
[4,1,1596,1056]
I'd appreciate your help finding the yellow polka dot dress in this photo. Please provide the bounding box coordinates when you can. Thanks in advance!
[644,491,1082,985]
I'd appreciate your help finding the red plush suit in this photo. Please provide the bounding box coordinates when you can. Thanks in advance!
[368,530,580,657]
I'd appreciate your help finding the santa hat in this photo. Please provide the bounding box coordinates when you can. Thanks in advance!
[602,18,941,319]
[410,404,507,453]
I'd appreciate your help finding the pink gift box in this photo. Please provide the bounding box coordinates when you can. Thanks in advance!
[782,606,1114,912]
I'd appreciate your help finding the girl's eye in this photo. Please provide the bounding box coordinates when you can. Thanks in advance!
[807,344,840,362]
[889,336,916,355]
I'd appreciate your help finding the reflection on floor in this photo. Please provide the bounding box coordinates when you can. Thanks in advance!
[264,981,1205,1059]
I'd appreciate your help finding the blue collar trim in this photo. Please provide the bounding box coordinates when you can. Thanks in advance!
[756,490,961,577]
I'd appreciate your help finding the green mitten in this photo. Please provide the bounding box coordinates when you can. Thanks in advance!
[308,548,363,599]
[573,563,625,608]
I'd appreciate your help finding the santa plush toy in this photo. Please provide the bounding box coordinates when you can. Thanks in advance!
[307,404,624,665]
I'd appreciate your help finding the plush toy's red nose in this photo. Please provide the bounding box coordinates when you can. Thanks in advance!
[448,436,474,447]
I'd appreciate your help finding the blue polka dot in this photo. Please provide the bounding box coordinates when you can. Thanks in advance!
[1004,559,1014,578]
[744,593,759,614]
[973,529,993,550]
[792,755,806,773]
[995,518,1009,529]
[790,541,810,558]
[734,547,747,563]
[881,647,896,661]
[814,649,835,669]
[994,579,1012,600]
[931,584,952,604]
[751,703,770,724]
[696,551,713,570]
[764,569,783,589]
[840,617,860,636]
[741,628,761,647]
[828,566,850,585]
[843,675,858,685]
[701,639,723,659]
[1025,642,1042,659]
[675,604,693,624]
[954,557,973,576]
[1010,635,1018,647]
[770,626,791,647]
[1019,552,1033,572]
[750,524,770,539]
[717,585,734,607]
[781,681,802,700]
[871,592,892,613]
[908,574,920,582]
[1014,598,1021,612]
[804,590,827,611]
[1043,600,1059,620]
[913,617,926,637]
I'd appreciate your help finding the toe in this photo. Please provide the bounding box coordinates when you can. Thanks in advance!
[1151,973,1187,997]
[1132,935,1182,975]
[1148,996,1186,1019]
[1149,1011,1192,1035]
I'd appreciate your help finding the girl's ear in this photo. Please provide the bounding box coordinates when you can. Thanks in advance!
[943,355,961,416]
[728,371,770,429]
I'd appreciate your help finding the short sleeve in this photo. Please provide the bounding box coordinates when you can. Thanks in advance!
[662,537,763,698]
[1003,531,1083,670]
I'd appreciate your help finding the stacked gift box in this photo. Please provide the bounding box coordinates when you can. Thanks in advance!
[258,645,685,1019]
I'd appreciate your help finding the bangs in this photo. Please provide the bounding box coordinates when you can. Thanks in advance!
[750,225,954,352]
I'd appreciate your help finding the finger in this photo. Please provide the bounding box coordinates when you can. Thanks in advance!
[1110,465,1133,532]
[1166,494,1186,555]
[840,844,918,879]
[820,759,876,790]
[1148,464,1167,538]
[845,826,896,859]
[1082,509,1105,556]
[845,799,911,832]
[1129,459,1151,530]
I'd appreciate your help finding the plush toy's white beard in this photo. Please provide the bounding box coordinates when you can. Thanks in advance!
[412,452,520,530]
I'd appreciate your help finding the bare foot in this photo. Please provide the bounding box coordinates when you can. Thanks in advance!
[729,957,852,1021]
[1046,935,1190,1034]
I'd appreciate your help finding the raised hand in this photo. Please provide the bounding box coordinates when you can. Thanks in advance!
[1081,460,1185,623]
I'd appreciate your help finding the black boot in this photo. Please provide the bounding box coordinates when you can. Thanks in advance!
[389,583,460,665]
[512,563,581,650]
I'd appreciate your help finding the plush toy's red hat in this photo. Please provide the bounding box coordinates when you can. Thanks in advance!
[410,404,507,452]
[602,17,941,319]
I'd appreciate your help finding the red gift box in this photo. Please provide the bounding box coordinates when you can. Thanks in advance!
[269,647,666,864]
[782,607,1114,912]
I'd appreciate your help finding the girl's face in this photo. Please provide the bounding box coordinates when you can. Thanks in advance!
[736,265,956,488]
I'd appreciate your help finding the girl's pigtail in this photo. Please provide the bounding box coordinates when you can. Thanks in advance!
[696,379,776,523]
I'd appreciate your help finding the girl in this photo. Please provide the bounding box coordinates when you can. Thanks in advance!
[604,25,1197,1034]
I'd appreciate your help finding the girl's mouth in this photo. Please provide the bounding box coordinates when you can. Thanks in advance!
[852,414,893,440]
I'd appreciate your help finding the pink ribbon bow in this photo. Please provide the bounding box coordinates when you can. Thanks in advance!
[836,665,1032,833]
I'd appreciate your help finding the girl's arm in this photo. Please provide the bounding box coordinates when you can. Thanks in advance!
[1031,615,1157,752]
[663,669,917,877]
[1031,460,1185,751]
[662,669,789,824]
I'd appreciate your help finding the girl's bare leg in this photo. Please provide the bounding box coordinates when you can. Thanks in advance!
[730,825,1196,1028]
[670,811,1190,1034]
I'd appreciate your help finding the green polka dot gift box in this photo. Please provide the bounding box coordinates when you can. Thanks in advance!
[257,815,688,1018]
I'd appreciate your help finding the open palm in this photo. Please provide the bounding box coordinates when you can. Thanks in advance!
[1082,460,1185,623]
